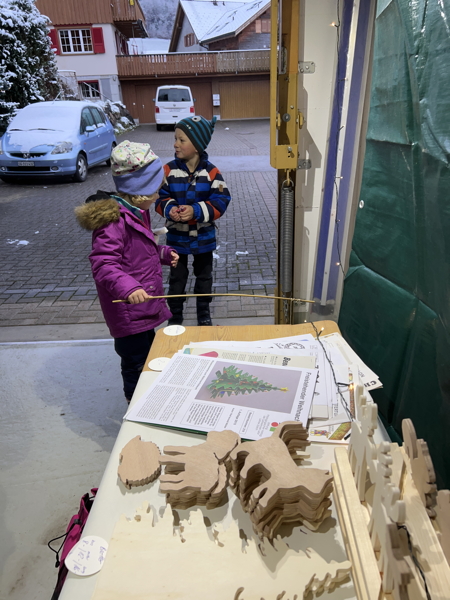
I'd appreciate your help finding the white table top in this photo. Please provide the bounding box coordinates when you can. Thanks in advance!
[59,365,389,600]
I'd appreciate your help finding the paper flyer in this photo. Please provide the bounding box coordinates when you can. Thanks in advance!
[181,346,317,369]
[126,354,318,441]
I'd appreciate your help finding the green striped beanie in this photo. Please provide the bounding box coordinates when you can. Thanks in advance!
[176,116,217,154]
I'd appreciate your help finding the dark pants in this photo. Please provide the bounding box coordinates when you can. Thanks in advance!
[114,329,155,400]
[168,251,213,320]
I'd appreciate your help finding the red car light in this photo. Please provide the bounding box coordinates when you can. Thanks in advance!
[155,107,160,113]
[190,106,194,113]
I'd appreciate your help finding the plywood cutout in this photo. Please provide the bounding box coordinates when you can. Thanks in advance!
[347,383,378,501]
[228,422,332,539]
[435,490,450,565]
[402,418,437,517]
[117,435,161,490]
[367,444,412,600]
[91,503,351,600]
[159,429,241,509]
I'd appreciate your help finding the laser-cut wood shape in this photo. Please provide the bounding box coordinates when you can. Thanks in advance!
[228,421,332,539]
[159,430,241,509]
[117,435,161,490]
[348,383,378,501]
[435,490,450,565]
[402,418,437,517]
[92,504,352,600]
[367,444,412,599]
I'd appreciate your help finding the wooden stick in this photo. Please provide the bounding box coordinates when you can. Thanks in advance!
[112,293,315,304]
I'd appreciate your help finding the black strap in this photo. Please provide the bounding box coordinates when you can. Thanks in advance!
[47,519,82,568]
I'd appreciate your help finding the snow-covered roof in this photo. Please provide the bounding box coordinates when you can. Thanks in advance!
[128,38,170,54]
[181,0,269,43]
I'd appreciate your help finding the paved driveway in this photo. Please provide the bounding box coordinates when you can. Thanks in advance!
[0,119,277,329]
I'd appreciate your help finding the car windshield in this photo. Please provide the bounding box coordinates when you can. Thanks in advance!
[158,89,191,102]
[8,105,81,132]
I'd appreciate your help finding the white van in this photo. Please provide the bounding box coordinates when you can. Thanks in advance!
[154,85,195,130]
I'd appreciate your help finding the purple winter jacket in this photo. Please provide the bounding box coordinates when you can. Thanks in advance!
[75,196,173,338]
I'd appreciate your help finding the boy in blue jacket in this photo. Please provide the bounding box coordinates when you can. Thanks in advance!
[155,116,231,326]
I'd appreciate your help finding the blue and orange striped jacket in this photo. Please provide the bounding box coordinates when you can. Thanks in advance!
[155,153,231,255]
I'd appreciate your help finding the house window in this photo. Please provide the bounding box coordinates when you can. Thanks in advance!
[184,33,197,47]
[255,19,271,33]
[79,81,101,99]
[59,29,93,54]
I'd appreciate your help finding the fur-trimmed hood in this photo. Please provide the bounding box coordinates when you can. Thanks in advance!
[75,191,120,231]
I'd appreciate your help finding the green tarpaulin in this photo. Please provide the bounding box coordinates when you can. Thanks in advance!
[339,0,450,487]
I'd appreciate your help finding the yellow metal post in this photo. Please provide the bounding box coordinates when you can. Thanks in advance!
[270,0,301,323]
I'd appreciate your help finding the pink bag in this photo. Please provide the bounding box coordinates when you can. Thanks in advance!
[48,488,97,600]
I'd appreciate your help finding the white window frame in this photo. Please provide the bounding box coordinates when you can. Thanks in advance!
[79,81,101,99]
[59,29,93,54]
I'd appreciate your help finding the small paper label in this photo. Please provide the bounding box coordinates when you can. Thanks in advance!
[148,357,171,371]
[65,536,108,576]
[163,325,186,336]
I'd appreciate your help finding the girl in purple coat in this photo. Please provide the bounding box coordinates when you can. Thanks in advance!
[75,141,179,403]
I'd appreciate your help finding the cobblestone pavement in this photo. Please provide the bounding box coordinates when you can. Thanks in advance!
[0,119,277,328]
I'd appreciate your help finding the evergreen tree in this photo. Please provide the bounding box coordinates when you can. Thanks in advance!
[0,0,61,131]
[207,365,288,399]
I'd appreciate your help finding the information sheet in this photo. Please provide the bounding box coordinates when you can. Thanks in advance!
[126,354,318,440]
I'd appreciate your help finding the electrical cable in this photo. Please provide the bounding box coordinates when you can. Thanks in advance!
[397,524,432,600]
[311,321,353,422]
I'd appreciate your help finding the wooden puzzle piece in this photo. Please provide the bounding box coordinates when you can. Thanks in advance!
[402,418,437,517]
[159,430,241,509]
[227,422,332,539]
[348,383,379,501]
[117,435,161,490]
[92,504,352,600]
[368,443,412,599]
[435,490,450,565]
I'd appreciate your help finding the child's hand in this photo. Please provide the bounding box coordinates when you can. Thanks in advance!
[170,251,179,268]
[169,206,181,222]
[127,289,151,304]
[179,205,194,221]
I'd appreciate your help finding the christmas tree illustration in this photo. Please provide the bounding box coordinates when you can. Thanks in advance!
[207,365,288,399]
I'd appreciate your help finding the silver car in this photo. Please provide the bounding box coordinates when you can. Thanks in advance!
[0,101,117,183]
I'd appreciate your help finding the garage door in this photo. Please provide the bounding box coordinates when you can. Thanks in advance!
[188,82,213,120]
[219,79,269,119]
[135,84,158,123]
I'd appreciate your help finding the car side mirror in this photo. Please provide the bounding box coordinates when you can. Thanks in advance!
[152,98,155,102]
[193,98,197,102]
[85,125,96,133]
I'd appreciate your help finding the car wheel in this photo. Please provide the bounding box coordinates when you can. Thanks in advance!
[105,142,117,167]
[156,125,162,131]
[73,153,88,182]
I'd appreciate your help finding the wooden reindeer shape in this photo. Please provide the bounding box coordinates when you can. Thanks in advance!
[348,383,378,501]
[368,444,412,600]
[227,421,332,539]
[159,430,241,509]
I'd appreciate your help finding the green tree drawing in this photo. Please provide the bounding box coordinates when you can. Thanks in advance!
[207,365,288,399]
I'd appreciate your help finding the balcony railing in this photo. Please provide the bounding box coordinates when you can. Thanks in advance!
[117,49,270,78]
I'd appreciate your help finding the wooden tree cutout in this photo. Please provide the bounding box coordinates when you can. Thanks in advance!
[118,435,161,490]
[159,430,241,509]
[367,443,412,600]
[347,383,378,500]
[435,490,450,565]
[227,421,332,539]
[402,418,437,517]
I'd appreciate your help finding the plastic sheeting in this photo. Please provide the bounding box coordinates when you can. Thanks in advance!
[339,0,450,487]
